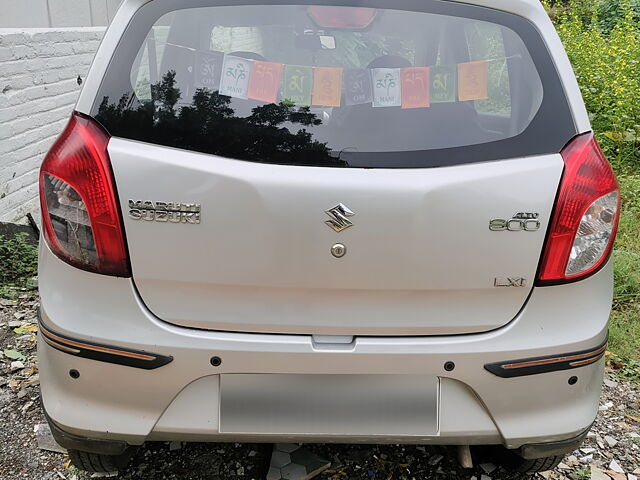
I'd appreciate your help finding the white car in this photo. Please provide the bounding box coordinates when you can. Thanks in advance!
[37,0,619,474]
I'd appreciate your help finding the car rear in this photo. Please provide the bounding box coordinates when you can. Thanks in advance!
[37,0,619,472]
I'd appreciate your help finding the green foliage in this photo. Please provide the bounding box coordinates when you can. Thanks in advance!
[610,175,640,364]
[614,176,640,252]
[608,351,640,381]
[544,0,599,26]
[613,251,640,308]
[0,233,38,288]
[598,0,640,34]
[572,468,591,480]
[551,0,640,172]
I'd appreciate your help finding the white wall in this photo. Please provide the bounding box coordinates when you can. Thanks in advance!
[0,28,105,224]
[1,0,123,28]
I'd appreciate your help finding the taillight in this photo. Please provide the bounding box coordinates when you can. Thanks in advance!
[536,133,619,285]
[39,112,130,277]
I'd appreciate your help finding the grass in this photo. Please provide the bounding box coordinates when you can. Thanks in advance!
[609,174,640,367]
[0,232,38,298]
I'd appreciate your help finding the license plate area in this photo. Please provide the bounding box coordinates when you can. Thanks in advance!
[220,374,438,436]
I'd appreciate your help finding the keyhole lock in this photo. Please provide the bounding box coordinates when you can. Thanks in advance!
[331,243,346,258]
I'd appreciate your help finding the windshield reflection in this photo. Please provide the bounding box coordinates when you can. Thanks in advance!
[96,70,345,167]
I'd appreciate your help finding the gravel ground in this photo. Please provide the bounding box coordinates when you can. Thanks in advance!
[1,291,639,480]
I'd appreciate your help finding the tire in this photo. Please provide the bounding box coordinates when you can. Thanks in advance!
[491,447,564,475]
[67,447,137,473]
[510,455,564,474]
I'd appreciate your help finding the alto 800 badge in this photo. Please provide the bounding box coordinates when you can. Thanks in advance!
[489,212,540,232]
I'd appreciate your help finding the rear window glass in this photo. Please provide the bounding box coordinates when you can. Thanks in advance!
[92,0,576,168]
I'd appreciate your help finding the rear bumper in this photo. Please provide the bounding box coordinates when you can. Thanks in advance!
[37,242,612,450]
[518,426,592,460]
[43,397,592,460]
[42,402,130,456]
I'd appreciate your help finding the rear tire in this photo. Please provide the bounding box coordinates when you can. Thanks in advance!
[67,447,137,473]
[491,447,564,474]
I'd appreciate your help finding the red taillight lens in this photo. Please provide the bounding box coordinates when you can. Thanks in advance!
[308,6,377,29]
[39,112,130,277]
[536,133,619,285]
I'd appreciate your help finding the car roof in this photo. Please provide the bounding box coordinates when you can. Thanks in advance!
[117,0,546,17]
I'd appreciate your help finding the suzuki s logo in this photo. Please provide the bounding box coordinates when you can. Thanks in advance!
[325,203,355,232]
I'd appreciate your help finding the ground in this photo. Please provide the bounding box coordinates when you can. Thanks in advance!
[1,292,639,480]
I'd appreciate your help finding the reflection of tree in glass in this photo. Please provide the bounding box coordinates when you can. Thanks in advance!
[152,70,181,121]
[96,70,344,167]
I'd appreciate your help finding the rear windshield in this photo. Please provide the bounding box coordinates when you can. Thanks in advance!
[92,0,576,168]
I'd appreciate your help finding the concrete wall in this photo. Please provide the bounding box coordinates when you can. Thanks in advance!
[0,28,105,224]
[1,0,123,28]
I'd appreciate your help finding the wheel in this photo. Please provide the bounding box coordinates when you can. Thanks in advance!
[508,455,564,474]
[490,447,564,474]
[67,447,138,473]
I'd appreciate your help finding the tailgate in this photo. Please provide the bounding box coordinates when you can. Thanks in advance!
[110,139,563,335]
